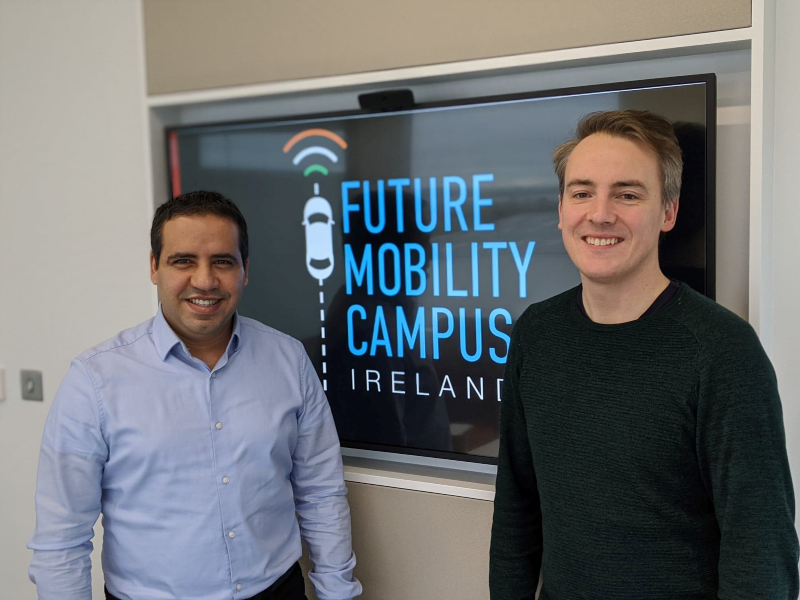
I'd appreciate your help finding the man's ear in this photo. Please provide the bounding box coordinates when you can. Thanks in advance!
[243,258,249,287]
[557,194,564,230]
[661,197,679,233]
[150,252,158,285]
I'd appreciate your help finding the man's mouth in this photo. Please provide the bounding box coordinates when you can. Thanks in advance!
[584,236,622,247]
[188,298,221,306]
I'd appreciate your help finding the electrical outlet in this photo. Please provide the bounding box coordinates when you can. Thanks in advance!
[21,370,43,401]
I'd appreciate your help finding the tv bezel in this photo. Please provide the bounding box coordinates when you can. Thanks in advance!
[167,73,717,465]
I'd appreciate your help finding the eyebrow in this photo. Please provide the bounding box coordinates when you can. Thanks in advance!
[565,179,649,191]
[612,180,648,191]
[210,253,240,263]
[166,253,197,261]
[565,179,594,188]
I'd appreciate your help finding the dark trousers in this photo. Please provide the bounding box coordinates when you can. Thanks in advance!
[105,561,307,600]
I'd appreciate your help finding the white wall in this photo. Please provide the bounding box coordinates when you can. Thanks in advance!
[0,1,152,598]
[772,0,800,516]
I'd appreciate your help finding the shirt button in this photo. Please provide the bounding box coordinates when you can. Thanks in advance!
[222,476,230,484]
[211,372,216,378]
[236,583,242,591]
[215,422,223,430]
[228,531,235,538]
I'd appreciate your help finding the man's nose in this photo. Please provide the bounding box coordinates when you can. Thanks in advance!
[588,195,616,225]
[191,264,219,290]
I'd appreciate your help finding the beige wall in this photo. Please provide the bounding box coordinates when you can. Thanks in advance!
[349,483,492,600]
[300,483,493,600]
[144,0,751,94]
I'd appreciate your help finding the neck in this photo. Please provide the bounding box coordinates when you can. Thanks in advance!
[581,267,670,325]
[185,337,230,370]
[168,319,234,370]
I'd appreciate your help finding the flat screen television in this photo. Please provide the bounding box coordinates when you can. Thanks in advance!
[167,74,716,464]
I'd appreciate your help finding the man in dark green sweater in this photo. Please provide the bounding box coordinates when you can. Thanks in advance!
[489,110,799,599]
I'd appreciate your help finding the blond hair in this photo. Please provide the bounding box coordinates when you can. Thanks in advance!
[553,110,683,204]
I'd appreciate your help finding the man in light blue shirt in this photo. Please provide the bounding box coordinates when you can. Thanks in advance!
[29,191,362,600]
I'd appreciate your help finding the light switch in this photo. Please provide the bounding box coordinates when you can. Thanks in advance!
[0,367,5,401]
[21,370,43,401]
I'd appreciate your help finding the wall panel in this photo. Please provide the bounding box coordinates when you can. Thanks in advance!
[144,0,751,94]
[301,482,493,600]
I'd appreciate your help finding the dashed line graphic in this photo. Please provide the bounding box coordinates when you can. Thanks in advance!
[319,299,327,389]
[319,289,327,379]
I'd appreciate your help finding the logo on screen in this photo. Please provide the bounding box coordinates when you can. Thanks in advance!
[283,128,347,177]
[283,128,348,285]
[285,128,349,393]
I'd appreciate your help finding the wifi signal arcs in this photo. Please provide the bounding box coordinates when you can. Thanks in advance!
[283,129,347,177]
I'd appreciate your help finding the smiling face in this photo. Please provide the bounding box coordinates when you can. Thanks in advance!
[150,214,249,348]
[558,133,678,286]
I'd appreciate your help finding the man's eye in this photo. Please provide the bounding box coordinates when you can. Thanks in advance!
[174,259,190,265]
[620,194,639,201]
[573,192,590,199]
[215,260,232,265]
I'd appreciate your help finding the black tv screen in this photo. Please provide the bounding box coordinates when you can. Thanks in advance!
[168,74,715,463]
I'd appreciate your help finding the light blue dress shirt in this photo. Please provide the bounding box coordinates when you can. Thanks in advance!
[29,308,362,600]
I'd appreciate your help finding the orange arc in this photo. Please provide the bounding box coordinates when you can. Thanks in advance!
[283,128,348,153]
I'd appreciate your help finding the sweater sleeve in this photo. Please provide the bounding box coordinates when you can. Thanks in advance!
[490,312,542,600]
[695,322,799,599]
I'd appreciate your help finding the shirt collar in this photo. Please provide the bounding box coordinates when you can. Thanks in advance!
[153,305,242,362]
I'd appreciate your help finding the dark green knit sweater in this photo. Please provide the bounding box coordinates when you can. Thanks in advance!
[490,283,798,600]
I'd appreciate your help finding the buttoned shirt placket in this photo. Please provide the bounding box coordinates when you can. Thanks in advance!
[178,339,246,598]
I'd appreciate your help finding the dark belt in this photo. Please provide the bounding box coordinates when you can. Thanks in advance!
[104,561,302,600]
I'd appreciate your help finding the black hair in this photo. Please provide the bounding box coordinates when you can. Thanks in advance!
[151,190,249,266]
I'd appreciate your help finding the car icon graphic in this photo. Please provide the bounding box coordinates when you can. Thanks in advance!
[302,195,335,283]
